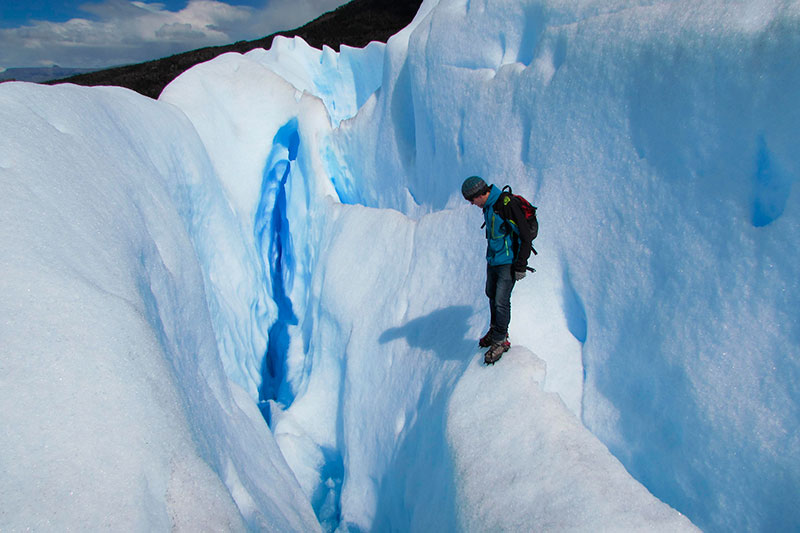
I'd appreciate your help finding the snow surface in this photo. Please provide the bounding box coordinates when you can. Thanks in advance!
[2,0,799,531]
[0,83,319,531]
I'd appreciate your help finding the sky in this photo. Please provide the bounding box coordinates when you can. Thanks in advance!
[0,0,351,70]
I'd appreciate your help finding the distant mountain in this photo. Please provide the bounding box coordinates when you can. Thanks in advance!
[1,66,97,83]
[45,0,422,99]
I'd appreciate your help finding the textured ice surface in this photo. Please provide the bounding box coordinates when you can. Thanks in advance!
[2,0,798,531]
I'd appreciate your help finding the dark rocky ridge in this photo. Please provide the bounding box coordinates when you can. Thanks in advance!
[45,0,422,99]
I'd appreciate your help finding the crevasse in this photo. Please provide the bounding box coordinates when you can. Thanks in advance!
[159,1,800,531]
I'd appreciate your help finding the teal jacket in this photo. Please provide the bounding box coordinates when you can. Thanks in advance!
[483,185,515,266]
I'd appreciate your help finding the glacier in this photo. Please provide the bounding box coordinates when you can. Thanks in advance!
[1,0,798,531]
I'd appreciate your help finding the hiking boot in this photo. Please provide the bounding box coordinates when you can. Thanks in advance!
[479,331,493,348]
[479,332,508,348]
[484,339,510,365]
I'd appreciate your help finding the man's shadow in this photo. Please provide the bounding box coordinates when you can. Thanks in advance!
[378,305,476,361]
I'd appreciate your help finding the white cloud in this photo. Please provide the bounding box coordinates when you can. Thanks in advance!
[0,0,350,69]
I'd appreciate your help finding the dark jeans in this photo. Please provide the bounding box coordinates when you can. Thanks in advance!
[485,264,515,344]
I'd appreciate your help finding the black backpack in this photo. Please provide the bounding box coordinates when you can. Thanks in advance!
[501,185,538,249]
[481,185,539,265]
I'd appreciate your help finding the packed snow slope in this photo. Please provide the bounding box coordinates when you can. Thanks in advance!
[1,0,798,532]
[0,83,320,531]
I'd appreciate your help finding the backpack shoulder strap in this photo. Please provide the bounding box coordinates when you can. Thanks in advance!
[493,193,520,236]
[495,185,516,212]
[496,186,520,217]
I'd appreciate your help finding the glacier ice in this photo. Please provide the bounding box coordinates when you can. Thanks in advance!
[2,0,799,531]
[0,82,319,531]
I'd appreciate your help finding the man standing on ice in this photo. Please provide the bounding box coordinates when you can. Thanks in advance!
[462,176,533,365]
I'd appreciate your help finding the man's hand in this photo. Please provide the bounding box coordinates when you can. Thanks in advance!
[514,269,526,281]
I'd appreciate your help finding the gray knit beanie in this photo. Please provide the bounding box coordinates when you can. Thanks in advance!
[461,176,489,200]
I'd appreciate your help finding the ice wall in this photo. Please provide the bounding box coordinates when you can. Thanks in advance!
[160,32,694,530]
[164,0,800,531]
[331,0,800,531]
[0,82,320,531]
